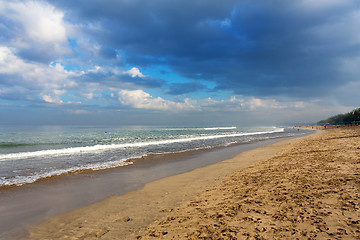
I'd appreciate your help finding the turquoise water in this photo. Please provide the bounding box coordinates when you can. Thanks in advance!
[0,125,299,187]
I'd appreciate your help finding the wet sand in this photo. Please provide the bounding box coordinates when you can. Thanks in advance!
[21,131,316,239]
[22,127,360,239]
[139,127,360,239]
[1,135,307,240]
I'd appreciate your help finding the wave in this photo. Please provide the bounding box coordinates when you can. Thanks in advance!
[0,159,134,187]
[0,128,284,161]
[203,127,237,130]
[0,142,38,148]
[160,126,237,131]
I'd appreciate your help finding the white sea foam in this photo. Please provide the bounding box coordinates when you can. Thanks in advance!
[0,127,288,187]
[162,126,237,131]
[203,126,237,130]
[0,159,134,187]
[0,128,284,161]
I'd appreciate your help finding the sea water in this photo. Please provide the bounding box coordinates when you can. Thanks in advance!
[0,125,302,188]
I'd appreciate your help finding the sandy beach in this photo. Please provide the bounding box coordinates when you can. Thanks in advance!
[24,127,359,239]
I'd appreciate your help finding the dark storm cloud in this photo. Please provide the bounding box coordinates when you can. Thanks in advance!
[17,45,64,63]
[99,46,118,59]
[166,81,208,95]
[78,70,165,89]
[118,75,165,89]
[53,0,360,98]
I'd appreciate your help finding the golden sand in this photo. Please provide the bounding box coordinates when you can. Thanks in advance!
[25,128,360,239]
[139,127,360,239]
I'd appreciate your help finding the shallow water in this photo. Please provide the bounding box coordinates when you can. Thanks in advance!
[0,125,299,187]
[0,130,312,240]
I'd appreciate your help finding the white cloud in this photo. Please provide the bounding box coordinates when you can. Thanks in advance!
[116,91,300,113]
[0,46,27,74]
[0,47,76,87]
[248,98,285,110]
[0,47,314,113]
[199,95,306,112]
[88,65,102,73]
[124,67,146,78]
[0,0,66,43]
[0,0,71,61]
[84,92,94,100]
[118,89,196,110]
[42,94,63,104]
[0,46,78,102]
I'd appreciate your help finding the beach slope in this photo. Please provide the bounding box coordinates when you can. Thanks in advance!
[139,127,360,239]
[25,128,359,239]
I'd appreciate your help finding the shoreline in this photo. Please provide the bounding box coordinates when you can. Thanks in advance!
[21,132,315,239]
[1,133,309,240]
[0,129,298,190]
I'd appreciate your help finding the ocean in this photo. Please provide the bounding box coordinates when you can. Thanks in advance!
[0,125,302,188]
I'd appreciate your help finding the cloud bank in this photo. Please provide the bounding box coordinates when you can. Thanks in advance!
[0,0,359,125]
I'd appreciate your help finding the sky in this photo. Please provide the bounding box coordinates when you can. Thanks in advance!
[0,0,360,126]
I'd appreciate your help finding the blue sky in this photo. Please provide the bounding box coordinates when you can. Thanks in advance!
[1,0,360,126]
